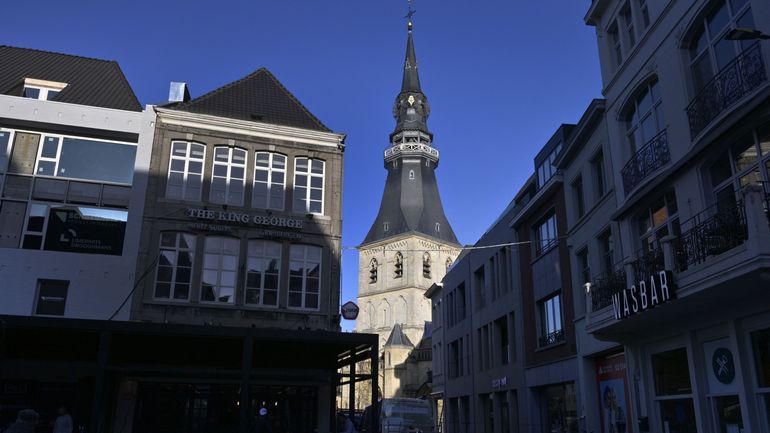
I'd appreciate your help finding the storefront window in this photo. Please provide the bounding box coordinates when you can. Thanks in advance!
[752,328,770,427]
[652,348,696,433]
[712,395,743,433]
[541,382,578,433]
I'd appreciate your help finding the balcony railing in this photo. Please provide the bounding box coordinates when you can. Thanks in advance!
[538,329,565,347]
[621,129,670,194]
[674,200,748,271]
[590,266,627,311]
[632,245,665,282]
[686,42,767,138]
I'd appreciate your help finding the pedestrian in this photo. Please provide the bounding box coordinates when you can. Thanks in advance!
[53,406,73,433]
[3,409,38,433]
[252,407,272,433]
[341,414,357,433]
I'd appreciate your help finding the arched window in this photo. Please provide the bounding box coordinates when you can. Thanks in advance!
[253,152,286,210]
[245,240,281,307]
[446,258,453,272]
[394,252,403,279]
[688,0,755,92]
[166,141,205,201]
[625,78,664,153]
[379,300,391,327]
[293,158,325,214]
[369,258,378,284]
[210,146,247,206]
[155,232,196,301]
[366,302,375,329]
[423,252,432,279]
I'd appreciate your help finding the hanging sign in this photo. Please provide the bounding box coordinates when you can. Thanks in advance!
[341,301,359,320]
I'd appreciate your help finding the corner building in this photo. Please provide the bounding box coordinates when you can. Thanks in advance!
[581,0,770,432]
[355,21,461,400]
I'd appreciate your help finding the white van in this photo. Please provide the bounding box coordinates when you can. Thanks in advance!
[361,398,434,433]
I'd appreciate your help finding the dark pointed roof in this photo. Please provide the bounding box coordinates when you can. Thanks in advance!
[172,68,331,132]
[401,23,422,93]
[0,45,141,111]
[384,324,414,348]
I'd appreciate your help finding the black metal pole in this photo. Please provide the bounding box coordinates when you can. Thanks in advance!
[89,330,110,433]
[349,355,356,420]
[239,336,253,433]
[370,345,379,433]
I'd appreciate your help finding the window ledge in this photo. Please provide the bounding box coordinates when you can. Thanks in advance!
[535,339,567,353]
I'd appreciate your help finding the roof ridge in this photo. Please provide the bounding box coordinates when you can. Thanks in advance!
[258,68,331,132]
[0,45,119,65]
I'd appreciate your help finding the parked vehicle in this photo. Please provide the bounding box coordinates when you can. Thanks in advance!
[360,398,433,433]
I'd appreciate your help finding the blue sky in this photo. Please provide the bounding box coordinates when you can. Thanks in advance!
[3,0,602,330]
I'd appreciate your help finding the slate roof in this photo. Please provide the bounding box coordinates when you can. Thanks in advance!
[384,324,414,348]
[0,45,141,112]
[172,68,331,132]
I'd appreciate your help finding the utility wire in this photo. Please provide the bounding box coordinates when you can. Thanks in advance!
[346,235,571,253]
[107,253,160,321]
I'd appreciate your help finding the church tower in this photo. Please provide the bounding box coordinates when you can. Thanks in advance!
[355,18,461,397]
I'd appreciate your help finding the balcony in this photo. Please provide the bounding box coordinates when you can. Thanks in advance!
[538,329,565,347]
[674,200,748,272]
[590,266,627,311]
[621,130,670,195]
[686,42,767,138]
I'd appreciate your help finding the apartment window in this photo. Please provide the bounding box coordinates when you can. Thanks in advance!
[577,248,590,285]
[637,191,680,252]
[494,316,510,366]
[535,213,558,256]
[689,0,755,92]
[293,158,324,214]
[474,266,486,309]
[449,339,460,378]
[652,348,697,432]
[28,135,137,184]
[289,244,322,309]
[456,283,467,322]
[539,293,564,347]
[598,229,614,272]
[34,279,69,316]
[253,152,286,210]
[22,80,66,101]
[709,122,770,215]
[167,141,205,201]
[201,236,239,304]
[536,143,563,188]
[210,146,246,206]
[394,252,403,279]
[622,5,636,47]
[592,151,606,198]
[638,0,650,29]
[423,252,432,278]
[609,23,622,66]
[245,240,281,307]
[155,232,195,301]
[572,175,585,218]
[369,258,378,284]
[626,78,664,153]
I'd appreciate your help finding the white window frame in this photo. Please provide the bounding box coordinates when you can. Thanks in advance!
[245,239,282,307]
[293,158,325,215]
[20,203,51,250]
[253,152,286,210]
[153,232,196,302]
[34,136,62,177]
[22,78,67,101]
[166,141,205,201]
[201,236,239,305]
[210,146,247,206]
[626,78,664,154]
[540,293,564,342]
[288,244,322,310]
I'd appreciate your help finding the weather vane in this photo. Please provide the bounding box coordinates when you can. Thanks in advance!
[404,0,416,25]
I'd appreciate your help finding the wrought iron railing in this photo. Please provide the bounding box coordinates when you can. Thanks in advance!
[621,129,670,194]
[538,329,565,347]
[590,266,627,311]
[674,201,748,271]
[686,42,767,138]
[632,245,665,282]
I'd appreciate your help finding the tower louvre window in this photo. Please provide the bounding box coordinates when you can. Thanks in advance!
[369,258,378,284]
[394,252,404,279]
[423,252,432,279]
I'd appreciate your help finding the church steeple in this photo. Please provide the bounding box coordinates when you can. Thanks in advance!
[392,20,431,139]
[362,17,458,246]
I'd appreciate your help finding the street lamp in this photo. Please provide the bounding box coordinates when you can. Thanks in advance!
[725,27,770,41]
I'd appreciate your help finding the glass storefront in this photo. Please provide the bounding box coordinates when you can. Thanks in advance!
[541,382,578,433]
[652,348,697,433]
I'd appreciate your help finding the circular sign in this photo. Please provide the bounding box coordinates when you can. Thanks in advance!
[712,347,735,384]
[341,301,360,320]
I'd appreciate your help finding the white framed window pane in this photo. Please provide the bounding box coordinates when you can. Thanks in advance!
[154,232,195,301]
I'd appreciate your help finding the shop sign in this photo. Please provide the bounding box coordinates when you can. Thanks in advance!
[186,208,304,229]
[44,208,126,255]
[596,353,633,433]
[612,270,676,320]
[704,338,738,393]
[492,377,507,388]
[341,301,359,320]
[712,348,735,384]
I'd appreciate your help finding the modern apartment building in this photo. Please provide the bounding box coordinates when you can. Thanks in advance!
[582,0,770,431]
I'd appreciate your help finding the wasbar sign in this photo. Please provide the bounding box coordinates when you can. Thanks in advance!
[612,270,676,320]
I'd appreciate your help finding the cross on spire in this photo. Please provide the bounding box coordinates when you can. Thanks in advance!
[404,0,416,30]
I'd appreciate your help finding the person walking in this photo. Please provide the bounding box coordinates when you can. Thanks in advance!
[4,409,39,433]
[52,406,73,433]
[252,408,272,433]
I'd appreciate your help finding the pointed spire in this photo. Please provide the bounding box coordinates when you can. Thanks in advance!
[401,20,422,93]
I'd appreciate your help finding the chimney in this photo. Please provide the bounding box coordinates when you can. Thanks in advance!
[168,82,190,103]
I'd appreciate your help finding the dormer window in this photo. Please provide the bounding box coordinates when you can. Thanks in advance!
[22,78,68,101]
